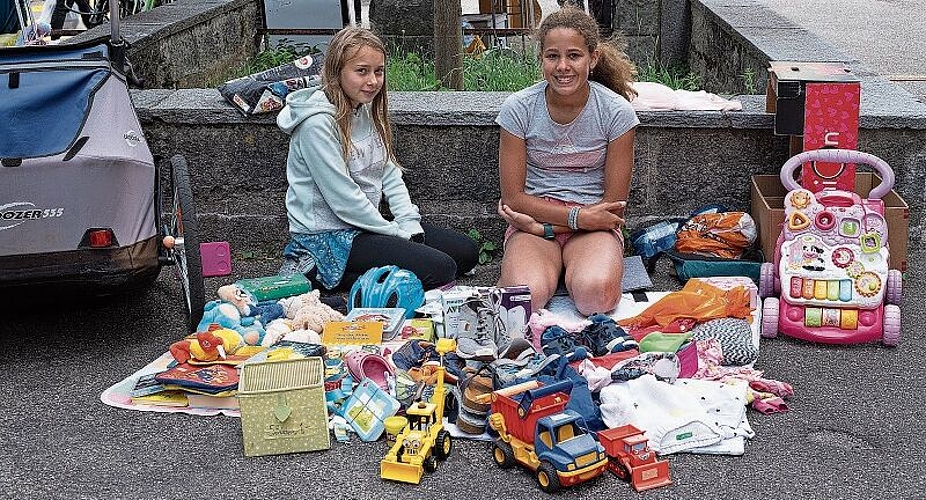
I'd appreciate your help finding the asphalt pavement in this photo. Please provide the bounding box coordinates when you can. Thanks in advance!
[3,1,926,498]
[1,246,923,499]
[760,0,926,101]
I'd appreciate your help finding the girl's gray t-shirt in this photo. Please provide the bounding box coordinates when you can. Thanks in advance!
[496,80,639,204]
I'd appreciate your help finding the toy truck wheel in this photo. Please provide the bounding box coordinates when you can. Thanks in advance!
[761,298,779,339]
[759,263,776,298]
[537,462,562,494]
[492,440,515,469]
[612,460,631,482]
[435,430,452,460]
[886,269,902,305]
[423,455,438,473]
[882,304,901,347]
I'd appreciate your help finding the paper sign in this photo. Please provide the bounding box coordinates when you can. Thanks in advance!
[322,321,383,346]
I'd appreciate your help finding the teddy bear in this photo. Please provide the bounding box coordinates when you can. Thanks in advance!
[280,289,345,334]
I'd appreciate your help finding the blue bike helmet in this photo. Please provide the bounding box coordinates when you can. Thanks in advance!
[348,266,425,319]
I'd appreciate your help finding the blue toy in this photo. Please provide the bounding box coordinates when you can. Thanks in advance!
[348,266,425,319]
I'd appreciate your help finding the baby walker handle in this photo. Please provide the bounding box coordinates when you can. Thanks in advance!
[779,148,895,199]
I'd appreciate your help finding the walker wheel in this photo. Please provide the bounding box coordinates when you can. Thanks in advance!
[882,304,901,347]
[759,263,776,298]
[886,269,903,305]
[761,298,779,339]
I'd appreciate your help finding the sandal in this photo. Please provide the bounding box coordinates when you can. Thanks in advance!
[345,350,394,391]
[459,366,494,414]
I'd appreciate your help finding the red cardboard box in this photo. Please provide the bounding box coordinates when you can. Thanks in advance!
[766,62,861,192]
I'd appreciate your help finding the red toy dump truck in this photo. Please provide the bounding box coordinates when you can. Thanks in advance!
[487,380,609,493]
[598,424,672,492]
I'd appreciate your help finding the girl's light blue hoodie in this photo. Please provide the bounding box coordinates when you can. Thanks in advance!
[277,87,423,239]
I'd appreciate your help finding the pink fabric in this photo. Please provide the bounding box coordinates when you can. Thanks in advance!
[692,338,793,413]
[631,82,744,112]
[526,309,588,352]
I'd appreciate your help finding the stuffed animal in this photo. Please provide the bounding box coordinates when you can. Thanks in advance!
[218,284,286,325]
[280,289,345,333]
[197,299,268,346]
[169,326,245,363]
[263,318,295,346]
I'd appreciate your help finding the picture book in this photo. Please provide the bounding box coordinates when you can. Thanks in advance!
[340,378,400,442]
[345,308,406,339]
[399,318,434,341]
[154,362,239,394]
[130,372,167,398]
[322,321,383,346]
[241,340,327,365]
[130,390,189,407]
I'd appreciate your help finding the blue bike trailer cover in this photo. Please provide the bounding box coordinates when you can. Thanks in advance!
[0,39,115,159]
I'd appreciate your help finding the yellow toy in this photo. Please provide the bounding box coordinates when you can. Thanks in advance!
[169,326,245,363]
[380,338,456,484]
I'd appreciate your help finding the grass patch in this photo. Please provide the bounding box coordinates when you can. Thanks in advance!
[222,42,703,92]
[636,63,703,91]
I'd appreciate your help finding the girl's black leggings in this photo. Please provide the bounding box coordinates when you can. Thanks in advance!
[340,222,479,291]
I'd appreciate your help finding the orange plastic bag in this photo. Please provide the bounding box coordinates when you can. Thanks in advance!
[618,280,752,330]
[675,212,757,259]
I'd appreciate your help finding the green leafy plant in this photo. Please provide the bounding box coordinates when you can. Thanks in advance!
[636,62,703,91]
[386,51,441,91]
[467,228,498,265]
[741,67,758,94]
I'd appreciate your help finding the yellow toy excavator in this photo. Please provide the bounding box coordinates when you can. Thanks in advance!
[380,338,456,484]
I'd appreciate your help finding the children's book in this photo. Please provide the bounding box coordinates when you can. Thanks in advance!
[345,308,406,340]
[340,378,400,442]
[154,362,239,394]
[322,321,383,346]
[399,318,434,341]
[241,340,327,365]
[130,372,168,398]
[131,390,189,407]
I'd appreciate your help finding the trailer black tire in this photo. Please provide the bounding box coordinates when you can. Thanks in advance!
[492,440,515,469]
[537,461,561,493]
[167,155,205,332]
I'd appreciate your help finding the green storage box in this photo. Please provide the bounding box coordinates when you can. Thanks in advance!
[239,357,329,456]
[236,273,311,301]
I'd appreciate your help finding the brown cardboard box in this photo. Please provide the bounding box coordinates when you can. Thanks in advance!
[751,173,909,271]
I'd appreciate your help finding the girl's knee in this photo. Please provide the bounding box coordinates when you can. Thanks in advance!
[572,279,621,315]
[420,253,457,289]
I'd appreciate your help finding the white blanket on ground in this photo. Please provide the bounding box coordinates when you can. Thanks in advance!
[599,374,753,455]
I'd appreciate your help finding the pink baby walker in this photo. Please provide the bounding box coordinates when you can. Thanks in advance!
[759,149,902,346]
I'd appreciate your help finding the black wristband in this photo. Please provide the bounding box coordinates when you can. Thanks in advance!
[542,223,555,240]
[411,233,425,244]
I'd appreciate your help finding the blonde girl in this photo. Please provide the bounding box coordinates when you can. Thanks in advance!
[277,27,478,290]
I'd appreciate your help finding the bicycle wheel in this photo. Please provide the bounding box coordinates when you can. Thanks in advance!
[165,155,206,332]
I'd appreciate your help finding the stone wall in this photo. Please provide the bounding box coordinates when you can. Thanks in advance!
[135,90,926,256]
[68,0,260,88]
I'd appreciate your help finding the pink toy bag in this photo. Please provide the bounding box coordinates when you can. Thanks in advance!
[758,149,902,346]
